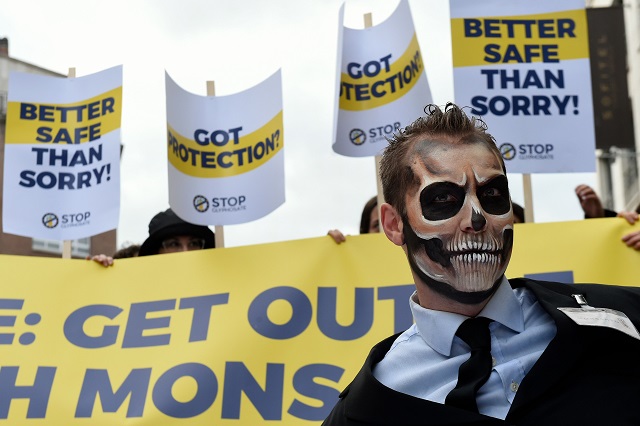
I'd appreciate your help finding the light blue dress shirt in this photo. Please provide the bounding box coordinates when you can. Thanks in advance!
[373,277,557,419]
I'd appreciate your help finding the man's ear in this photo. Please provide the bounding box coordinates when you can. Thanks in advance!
[381,203,405,246]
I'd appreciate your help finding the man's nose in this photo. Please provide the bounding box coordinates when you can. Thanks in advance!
[460,201,487,232]
[471,209,487,231]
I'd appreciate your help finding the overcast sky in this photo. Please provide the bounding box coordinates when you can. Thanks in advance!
[0,0,597,250]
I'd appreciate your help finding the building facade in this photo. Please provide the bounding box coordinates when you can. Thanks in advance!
[587,0,640,212]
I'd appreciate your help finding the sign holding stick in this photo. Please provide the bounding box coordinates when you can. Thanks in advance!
[206,80,225,249]
[363,11,385,231]
[62,67,76,258]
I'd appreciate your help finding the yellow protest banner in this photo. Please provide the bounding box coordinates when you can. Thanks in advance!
[1,218,638,424]
[507,218,640,286]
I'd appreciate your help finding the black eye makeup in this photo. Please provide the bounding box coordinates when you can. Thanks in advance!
[478,175,510,215]
[420,182,466,221]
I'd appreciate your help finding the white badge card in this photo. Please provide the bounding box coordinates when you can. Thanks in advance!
[558,307,640,341]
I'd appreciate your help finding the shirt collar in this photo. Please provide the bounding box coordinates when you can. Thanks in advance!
[410,276,525,356]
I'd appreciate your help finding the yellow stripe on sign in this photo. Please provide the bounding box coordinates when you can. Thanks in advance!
[451,9,588,67]
[5,87,123,145]
[167,110,283,178]
[339,34,424,111]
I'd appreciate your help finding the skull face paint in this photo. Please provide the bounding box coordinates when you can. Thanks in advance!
[403,138,514,305]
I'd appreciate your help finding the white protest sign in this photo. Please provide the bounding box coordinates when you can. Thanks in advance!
[3,66,122,240]
[333,0,432,157]
[165,71,285,225]
[451,0,595,173]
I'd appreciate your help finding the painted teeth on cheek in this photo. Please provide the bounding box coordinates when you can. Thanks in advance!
[449,253,503,292]
[453,252,498,263]
[449,234,500,253]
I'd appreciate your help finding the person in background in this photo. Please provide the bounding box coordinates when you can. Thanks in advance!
[512,202,525,224]
[112,243,141,259]
[358,196,380,234]
[89,208,215,266]
[137,208,215,256]
[328,196,379,243]
[575,184,640,250]
[322,103,640,425]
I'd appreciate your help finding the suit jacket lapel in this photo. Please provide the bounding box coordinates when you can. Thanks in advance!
[507,278,584,419]
[343,334,506,425]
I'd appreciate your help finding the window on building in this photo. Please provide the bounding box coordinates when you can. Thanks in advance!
[32,238,91,257]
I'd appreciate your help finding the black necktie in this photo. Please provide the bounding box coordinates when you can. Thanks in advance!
[445,317,493,412]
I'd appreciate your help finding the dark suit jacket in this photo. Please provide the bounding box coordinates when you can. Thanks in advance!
[322,278,640,425]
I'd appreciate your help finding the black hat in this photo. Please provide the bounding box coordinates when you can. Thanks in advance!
[138,208,215,256]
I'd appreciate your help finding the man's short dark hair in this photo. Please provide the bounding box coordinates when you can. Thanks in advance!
[380,103,505,216]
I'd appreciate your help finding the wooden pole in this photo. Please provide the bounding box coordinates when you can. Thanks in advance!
[206,80,225,248]
[364,12,384,232]
[62,67,76,259]
[522,174,535,223]
[364,12,373,28]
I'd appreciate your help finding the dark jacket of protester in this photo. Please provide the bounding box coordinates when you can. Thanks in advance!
[322,277,640,426]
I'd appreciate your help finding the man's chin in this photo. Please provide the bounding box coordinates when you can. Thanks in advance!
[448,281,498,294]
[442,269,504,294]
[423,276,501,305]
[409,253,502,305]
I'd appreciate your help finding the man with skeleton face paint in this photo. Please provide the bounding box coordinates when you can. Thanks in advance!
[403,137,514,306]
[323,103,640,426]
